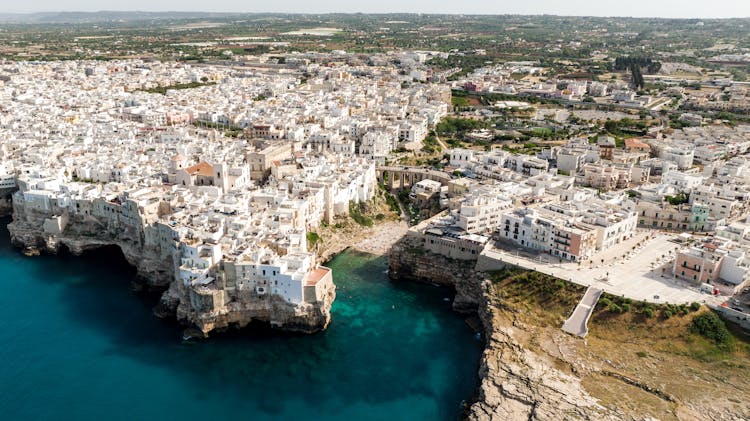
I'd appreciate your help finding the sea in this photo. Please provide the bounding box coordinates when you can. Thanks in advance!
[0,218,482,420]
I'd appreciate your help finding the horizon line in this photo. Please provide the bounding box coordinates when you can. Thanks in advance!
[2,10,750,20]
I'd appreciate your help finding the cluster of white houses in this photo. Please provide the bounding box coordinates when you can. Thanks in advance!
[413,124,750,292]
[416,179,638,263]
[4,55,750,308]
[0,57,455,313]
[13,148,377,309]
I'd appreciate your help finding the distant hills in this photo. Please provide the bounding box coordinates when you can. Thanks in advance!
[0,11,747,24]
[0,11,236,24]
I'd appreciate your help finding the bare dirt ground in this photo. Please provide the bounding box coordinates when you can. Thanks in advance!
[488,272,750,420]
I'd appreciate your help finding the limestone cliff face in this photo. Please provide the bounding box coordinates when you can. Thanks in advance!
[159,277,334,335]
[466,282,619,421]
[8,202,174,287]
[7,197,334,336]
[0,193,14,218]
[389,235,617,420]
[389,238,483,313]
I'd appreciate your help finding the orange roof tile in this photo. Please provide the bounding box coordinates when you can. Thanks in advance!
[624,138,650,150]
[185,161,214,177]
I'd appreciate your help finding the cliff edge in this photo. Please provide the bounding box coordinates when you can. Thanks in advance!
[7,194,334,336]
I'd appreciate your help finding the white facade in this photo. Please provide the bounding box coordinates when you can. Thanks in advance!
[661,146,694,170]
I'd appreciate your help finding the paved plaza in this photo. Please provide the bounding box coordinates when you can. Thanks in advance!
[481,231,725,305]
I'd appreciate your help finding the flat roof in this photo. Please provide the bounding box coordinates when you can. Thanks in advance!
[305,266,330,286]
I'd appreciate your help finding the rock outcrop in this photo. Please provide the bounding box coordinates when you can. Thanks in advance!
[389,235,618,420]
[8,205,174,287]
[467,282,619,420]
[0,191,14,217]
[7,195,334,336]
[389,237,483,313]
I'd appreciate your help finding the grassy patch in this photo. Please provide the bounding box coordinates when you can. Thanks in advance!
[451,96,469,107]
[139,81,215,95]
[306,232,321,249]
[349,202,373,227]
[489,268,585,326]
[690,311,734,351]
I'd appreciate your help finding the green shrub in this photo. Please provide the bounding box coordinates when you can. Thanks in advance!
[690,302,701,312]
[349,202,374,227]
[608,303,623,314]
[384,193,401,214]
[690,312,733,350]
[306,232,321,249]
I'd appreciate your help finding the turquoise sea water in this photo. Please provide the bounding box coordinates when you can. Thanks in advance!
[0,218,482,420]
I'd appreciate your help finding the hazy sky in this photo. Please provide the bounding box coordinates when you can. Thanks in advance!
[5,0,750,19]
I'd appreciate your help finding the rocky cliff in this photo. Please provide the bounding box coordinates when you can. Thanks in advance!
[0,191,14,217]
[466,282,619,420]
[8,203,174,287]
[389,236,619,420]
[7,196,334,337]
[158,276,334,335]
[389,237,483,313]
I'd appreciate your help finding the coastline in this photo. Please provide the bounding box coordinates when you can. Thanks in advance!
[316,217,410,263]
[5,193,335,337]
[0,214,483,420]
[2,189,493,418]
[0,195,591,418]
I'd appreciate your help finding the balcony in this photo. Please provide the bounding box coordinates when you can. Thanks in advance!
[553,238,570,246]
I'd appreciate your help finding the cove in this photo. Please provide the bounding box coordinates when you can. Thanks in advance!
[0,218,482,420]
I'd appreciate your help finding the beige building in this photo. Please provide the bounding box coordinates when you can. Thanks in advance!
[580,163,649,191]
[247,142,293,181]
[635,201,714,231]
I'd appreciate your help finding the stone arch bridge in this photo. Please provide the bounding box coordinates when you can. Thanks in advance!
[376,166,452,190]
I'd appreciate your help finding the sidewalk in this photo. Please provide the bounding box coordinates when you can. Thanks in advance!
[480,233,724,305]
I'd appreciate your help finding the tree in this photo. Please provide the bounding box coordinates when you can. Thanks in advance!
[690,312,733,350]
[630,64,645,90]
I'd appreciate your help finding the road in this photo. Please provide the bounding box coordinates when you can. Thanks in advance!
[434,133,449,152]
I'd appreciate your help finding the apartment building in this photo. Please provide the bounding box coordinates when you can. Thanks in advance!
[499,208,598,262]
